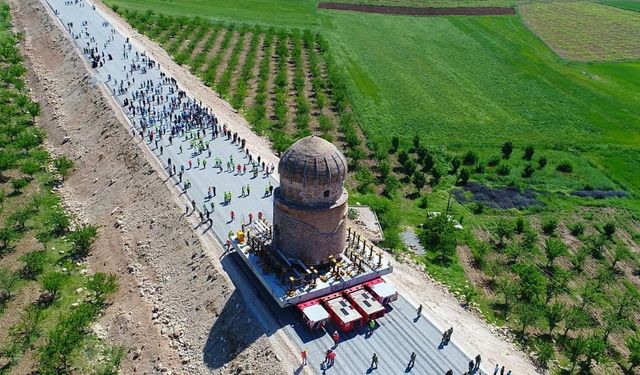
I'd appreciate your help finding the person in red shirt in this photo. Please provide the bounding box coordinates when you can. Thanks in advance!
[301,349,307,365]
[332,331,340,347]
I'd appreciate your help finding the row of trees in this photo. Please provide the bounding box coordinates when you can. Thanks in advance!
[467,216,640,372]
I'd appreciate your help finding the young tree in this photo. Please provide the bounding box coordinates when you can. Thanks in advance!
[41,272,66,299]
[53,156,74,180]
[537,156,547,169]
[0,227,14,254]
[541,217,558,236]
[11,177,29,194]
[403,159,417,177]
[456,168,470,186]
[523,145,534,161]
[563,308,591,339]
[21,251,48,280]
[544,238,568,269]
[535,339,555,368]
[581,335,608,372]
[86,273,118,306]
[462,151,478,166]
[571,247,589,274]
[378,160,391,179]
[420,214,457,265]
[494,219,514,248]
[513,263,547,303]
[546,267,571,303]
[35,231,52,251]
[398,150,409,165]
[383,175,399,198]
[602,221,616,239]
[413,171,426,192]
[501,141,513,159]
[429,167,442,187]
[412,134,420,151]
[513,301,544,337]
[521,164,535,178]
[566,335,587,373]
[609,244,631,271]
[449,157,461,174]
[514,216,526,234]
[390,136,400,153]
[627,333,640,373]
[545,302,567,335]
[67,224,98,259]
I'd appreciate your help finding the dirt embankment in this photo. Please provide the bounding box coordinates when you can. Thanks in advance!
[10,0,285,373]
[317,2,516,16]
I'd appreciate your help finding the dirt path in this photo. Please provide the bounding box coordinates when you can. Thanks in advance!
[11,0,292,373]
[317,3,516,16]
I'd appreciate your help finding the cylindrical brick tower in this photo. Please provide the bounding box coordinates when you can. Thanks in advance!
[273,136,348,265]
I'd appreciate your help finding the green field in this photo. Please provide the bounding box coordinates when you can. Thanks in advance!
[106,0,640,194]
[324,0,515,6]
[520,2,640,62]
[600,0,640,11]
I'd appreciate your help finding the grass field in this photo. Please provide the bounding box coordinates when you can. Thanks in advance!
[324,0,515,7]
[600,0,640,11]
[520,2,640,62]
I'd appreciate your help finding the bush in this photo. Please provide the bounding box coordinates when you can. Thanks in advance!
[383,175,399,197]
[53,156,74,179]
[541,218,558,236]
[472,203,484,214]
[602,222,616,239]
[450,157,461,174]
[21,251,48,279]
[85,273,118,306]
[523,145,534,161]
[522,164,535,178]
[556,160,573,173]
[398,150,409,166]
[537,156,547,169]
[418,196,428,209]
[487,155,500,167]
[496,164,510,176]
[41,272,66,298]
[515,216,526,234]
[501,141,513,159]
[68,224,98,259]
[569,222,585,237]
[378,160,391,179]
[11,177,29,193]
[456,168,470,186]
[462,151,478,166]
[390,136,399,153]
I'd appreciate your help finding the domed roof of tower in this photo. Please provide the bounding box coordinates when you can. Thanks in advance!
[278,136,348,206]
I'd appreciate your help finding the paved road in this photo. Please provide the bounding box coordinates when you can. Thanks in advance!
[44,1,478,374]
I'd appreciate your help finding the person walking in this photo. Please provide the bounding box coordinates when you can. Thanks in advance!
[301,349,307,366]
[417,304,423,319]
[331,331,339,347]
[475,354,482,370]
[494,364,499,375]
[230,210,235,221]
[370,353,378,369]
[408,352,416,368]
[327,350,335,366]
[500,365,505,375]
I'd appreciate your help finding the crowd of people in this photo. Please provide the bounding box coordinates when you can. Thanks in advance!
[61,0,276,239]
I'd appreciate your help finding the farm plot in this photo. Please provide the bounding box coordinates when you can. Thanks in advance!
[116,9,363,155]
[520,2,640,62]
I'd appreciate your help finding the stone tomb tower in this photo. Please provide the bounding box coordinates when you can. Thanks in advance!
[273,136,348,265]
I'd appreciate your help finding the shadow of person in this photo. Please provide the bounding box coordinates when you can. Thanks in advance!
[202,289,264,369]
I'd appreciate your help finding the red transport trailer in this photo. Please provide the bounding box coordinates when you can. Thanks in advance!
[297,299,331,330]
[365,278,398,305]
[344,285,386,320]
[321,292,364,332]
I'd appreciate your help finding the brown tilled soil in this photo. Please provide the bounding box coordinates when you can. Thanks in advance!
[317,2,516,16]
[9,0,287,373]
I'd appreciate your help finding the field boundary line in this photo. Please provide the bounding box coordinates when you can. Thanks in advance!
[317,2,516,16]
